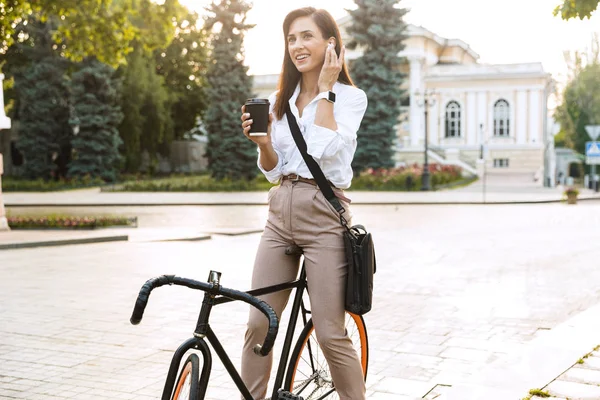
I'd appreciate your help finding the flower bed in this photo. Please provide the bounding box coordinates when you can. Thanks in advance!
[7,215,138,230]
[108,174,273,192]
[351,164,466,191]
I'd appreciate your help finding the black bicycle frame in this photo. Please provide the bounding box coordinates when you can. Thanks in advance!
[161,267,310,400]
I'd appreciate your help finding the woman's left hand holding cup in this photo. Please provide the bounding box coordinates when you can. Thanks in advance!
[241,105,273,147]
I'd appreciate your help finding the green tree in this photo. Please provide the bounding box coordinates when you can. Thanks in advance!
[346,0,409,172]
[5,18,71,179]
[554,62,600,154]
[203,0,256,180]
[116,0,184,173]
[130,0,180,54]
[140,59,173,172]
[155,8,209,139]
[69,57,123,182]
[554,0,599,20]
[117,44,145,172]
[118,43,173,173]
[0,0,136,66]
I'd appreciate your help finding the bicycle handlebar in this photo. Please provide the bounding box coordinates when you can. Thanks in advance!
[130,275,279,357]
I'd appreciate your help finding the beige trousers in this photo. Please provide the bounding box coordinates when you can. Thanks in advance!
[241,180,366,400]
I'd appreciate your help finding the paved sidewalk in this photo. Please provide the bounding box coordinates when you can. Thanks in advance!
[2,204,600,399]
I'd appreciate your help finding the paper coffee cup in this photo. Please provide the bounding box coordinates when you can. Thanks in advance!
[245,98,270,137]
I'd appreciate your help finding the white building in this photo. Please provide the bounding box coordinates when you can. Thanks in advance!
[253,17,555,182]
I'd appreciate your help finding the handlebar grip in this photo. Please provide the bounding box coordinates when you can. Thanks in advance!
[251,298,278,357]
[130,275,174,325]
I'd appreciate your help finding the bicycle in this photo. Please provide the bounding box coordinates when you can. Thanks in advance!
[130,245,369,400]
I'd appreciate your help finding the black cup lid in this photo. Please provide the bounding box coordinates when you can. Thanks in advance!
[245,98,270,105]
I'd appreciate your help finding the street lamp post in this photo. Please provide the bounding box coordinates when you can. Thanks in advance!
[415,89,436,191]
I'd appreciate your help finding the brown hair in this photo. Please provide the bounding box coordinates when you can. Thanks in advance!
[273,7,354,120]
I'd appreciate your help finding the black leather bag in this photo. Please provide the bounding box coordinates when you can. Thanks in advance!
[285,106,376,315]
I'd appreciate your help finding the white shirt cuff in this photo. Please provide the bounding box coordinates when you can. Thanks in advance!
[257,147,284,183]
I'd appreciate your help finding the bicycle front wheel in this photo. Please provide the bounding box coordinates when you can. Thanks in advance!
[172,354,200,400]
[284,312,369,400]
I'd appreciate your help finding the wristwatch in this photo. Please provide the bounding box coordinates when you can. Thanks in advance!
[316,90,336,104]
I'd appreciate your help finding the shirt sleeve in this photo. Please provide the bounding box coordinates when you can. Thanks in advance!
[257,91,284,183]
[305,88,368,160]
[257,145,284,183]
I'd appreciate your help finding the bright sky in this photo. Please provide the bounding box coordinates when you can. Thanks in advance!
[180,0,600,86]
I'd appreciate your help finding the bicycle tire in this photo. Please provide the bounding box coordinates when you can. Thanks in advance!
[284,312,368,400]
[172,353,200,400]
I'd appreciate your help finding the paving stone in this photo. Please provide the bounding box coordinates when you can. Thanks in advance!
[367,391,422,400]
[423,384,452,399]
[547,380,600,399]
[561,366,600,385]
[439,347,493,362]
[370,377,435,397]
[393,342,446,356]
[581,356,600,370]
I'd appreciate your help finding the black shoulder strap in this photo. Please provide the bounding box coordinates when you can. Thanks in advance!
[284,104,348,222]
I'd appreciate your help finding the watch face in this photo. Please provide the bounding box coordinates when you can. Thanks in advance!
[328,91,336,103]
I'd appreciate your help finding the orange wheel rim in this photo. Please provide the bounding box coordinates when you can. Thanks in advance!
[349,312,368,375]
[288,313,368,391]
[173,362,192,400]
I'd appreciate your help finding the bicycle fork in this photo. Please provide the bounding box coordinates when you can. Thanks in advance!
[161,337,212,400]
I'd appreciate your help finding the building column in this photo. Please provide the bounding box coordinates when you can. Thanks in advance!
[409,56,424,147]
[0,73,12,231]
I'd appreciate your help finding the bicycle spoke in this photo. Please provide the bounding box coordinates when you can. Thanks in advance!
[288,314,365,400]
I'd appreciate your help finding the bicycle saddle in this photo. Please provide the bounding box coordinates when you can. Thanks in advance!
[284,244,303,256]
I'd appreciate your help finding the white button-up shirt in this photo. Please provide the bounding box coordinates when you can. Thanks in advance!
[257,81,368,189]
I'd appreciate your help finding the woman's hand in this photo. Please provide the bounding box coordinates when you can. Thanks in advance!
[241,105,273,147]
[317,42,345,92]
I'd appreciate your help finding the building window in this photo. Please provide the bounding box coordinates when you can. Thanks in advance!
[493,99,510,137]
[445,101,461,138]
[493,158,509,168]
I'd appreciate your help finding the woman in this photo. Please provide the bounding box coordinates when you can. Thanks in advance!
[240,7,368,400]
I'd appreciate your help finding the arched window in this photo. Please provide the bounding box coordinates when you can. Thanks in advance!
[493,99,510,136]
[445,101,461,138]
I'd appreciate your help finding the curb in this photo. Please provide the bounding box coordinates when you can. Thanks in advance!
[5,197,600,207]
[0,234,129,250]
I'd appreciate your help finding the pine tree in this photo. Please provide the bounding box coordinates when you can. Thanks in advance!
[7,18,71,179]
[346,0,409,172]
[69,57,123,182]
[204,0,256,180]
